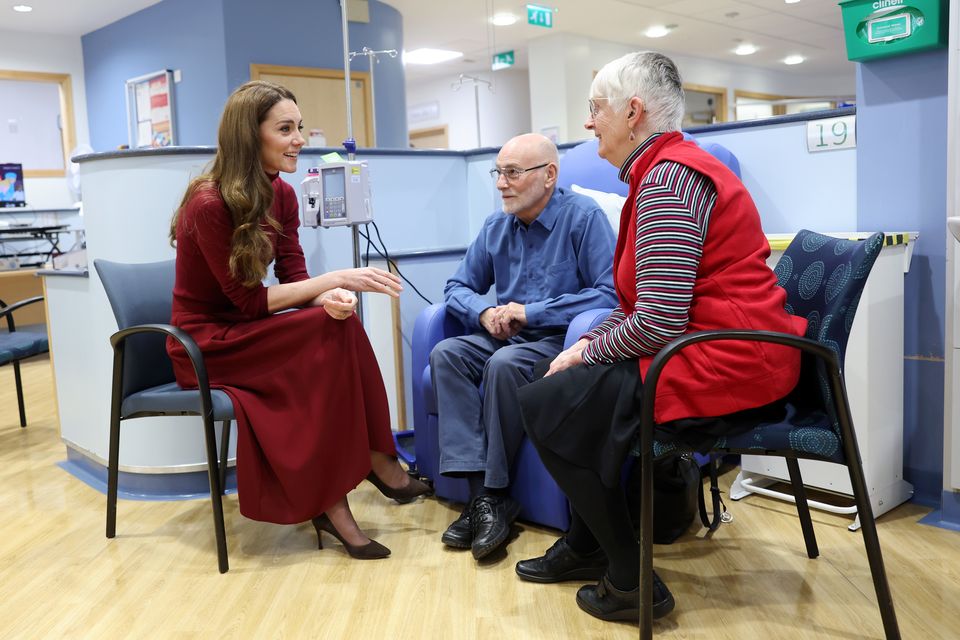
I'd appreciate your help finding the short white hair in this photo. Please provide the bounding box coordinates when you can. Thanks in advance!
[590,52,685,133]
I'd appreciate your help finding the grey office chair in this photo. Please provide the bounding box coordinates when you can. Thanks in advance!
[0,295,48,427]
[95,259,235,574]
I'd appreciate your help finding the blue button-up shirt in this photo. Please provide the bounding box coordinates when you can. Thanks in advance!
[444,187,617,335]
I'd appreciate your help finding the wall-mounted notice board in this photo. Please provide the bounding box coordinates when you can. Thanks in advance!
[125,69,177,148]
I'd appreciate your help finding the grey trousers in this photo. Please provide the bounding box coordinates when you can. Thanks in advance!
[429,331,565,488]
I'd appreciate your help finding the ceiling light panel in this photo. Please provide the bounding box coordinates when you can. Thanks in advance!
[403,48,464,65]
[490,12,517,26]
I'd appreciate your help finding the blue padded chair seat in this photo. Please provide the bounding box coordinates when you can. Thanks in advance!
[0,331,48,362]
[120,382,235,419]
[642,403,841,463]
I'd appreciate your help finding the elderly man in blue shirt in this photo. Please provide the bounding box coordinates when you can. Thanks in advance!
[431,133,617,560]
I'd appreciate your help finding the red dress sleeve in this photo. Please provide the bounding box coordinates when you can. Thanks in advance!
[180,187,270,319]
[271,177,310,285]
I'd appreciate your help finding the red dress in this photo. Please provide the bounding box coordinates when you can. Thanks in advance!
[167,174,396,524]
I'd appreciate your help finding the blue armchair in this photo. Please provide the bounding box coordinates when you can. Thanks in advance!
[411,304,611,530]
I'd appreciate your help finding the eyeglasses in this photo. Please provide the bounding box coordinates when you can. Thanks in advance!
[489,162,549,181]
[587,97,610,119]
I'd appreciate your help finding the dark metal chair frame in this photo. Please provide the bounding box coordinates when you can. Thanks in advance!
[97,259,233,574]
[637,331,900,639]
[0,295,48,427]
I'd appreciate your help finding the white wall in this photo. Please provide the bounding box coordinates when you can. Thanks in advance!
[406,67,532,150]
[0,29,90,210]
[528,33,856,144]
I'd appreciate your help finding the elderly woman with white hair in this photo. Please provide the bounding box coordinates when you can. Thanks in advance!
[514,52,807,622]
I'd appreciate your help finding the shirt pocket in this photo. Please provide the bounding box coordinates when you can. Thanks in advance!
[546,258,579,296]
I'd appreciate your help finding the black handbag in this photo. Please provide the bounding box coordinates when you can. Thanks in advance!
[626,453,700,544]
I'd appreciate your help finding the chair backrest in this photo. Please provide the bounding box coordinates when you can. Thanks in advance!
[557,135,742,196]
[773,230,884,425]
[94,259,177,398]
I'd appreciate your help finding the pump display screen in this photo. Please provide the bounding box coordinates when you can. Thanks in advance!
[321,166,346,219]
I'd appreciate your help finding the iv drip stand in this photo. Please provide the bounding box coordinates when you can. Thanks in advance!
[451,74,492,148]
[339,0,365,321]
[349,46,398,147]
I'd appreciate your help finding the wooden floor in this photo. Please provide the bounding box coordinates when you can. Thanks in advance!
[2,357,959,639]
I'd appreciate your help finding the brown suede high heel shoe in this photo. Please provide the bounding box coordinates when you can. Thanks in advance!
[311,513,391,560]
[366,471,433,504]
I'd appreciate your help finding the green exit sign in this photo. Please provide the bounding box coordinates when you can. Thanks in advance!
[527,4,553,28]
[492,50,515,70]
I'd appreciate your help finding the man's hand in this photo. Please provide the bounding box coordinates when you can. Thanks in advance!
[481,303,527,340]
[494,302,527,336]
[545,338,589,377]
[480,307,511,340]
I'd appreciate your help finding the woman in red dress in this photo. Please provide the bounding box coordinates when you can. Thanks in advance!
[167,80,430,560]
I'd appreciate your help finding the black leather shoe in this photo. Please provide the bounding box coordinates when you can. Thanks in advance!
[575,572,675,622]
[515,537,608,583]
[470,494,521,560]
[440,504,472,549]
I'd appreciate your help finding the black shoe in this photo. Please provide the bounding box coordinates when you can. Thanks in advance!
[515,537,608,583]
[366,471,433,504]
[575,572,675,622]
[440,504,473,549]
[470,494,521,560]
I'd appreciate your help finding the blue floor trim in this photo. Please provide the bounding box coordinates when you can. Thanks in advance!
[59,447,237,501]
[918,489,960,533]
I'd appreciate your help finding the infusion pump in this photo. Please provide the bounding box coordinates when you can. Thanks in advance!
[300,161,373,228]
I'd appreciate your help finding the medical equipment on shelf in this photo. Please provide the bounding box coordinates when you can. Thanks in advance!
[300,161,373,228]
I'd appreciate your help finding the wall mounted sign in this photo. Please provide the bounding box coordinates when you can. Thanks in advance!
[526,4,553,28]
[125,69,177,148]
[806,115,856,153]
[492,50,515,71]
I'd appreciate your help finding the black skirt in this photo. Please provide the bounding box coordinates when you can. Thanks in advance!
[518,358,760,489]
[518,359,643,489]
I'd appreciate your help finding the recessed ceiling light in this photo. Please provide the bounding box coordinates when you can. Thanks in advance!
[402,48,464,65]
[12,5,33,12]
[490,12,517,26]
[644,24,674,38]
[784,54,805,65]
[785,0,801,4]
[734,43,757,56]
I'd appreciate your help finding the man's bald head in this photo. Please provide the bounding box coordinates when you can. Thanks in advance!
[499,133,559,167]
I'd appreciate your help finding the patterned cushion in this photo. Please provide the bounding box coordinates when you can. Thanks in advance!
[0,331,49,363]
[637,230,884,462]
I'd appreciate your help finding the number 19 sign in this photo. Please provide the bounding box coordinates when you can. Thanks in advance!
[806,115,856,153]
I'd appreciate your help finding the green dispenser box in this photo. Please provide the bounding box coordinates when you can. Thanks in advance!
[839,0,947,62]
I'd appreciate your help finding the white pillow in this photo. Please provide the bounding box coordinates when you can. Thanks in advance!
[571,183,626,234]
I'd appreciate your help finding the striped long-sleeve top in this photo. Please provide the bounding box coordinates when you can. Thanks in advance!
[582,133,718,365]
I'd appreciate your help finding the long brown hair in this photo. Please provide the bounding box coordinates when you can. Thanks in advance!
[170,80,296,287]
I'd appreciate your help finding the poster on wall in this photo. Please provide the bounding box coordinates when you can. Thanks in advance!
[125,69,177,148]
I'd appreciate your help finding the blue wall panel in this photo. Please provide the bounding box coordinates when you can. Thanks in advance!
[82,0,406,151]
[857,50,949,506]
[222,0,407,148]
[81,0,229,151]
[695,123,857,234]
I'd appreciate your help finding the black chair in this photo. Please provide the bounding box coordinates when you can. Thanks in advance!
[95,259,235,574]
[0,295,48,427]
[636,230,899,639]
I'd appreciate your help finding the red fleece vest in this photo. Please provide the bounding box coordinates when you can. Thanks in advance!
[616,132,807,423]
